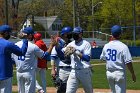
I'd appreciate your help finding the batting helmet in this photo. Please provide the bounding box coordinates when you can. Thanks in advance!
[111,25,122,37]
[0,25,12,32]
[22,27,34,34]
[73,27,83,34]
[61,26,72,35]
[34,32,42,40]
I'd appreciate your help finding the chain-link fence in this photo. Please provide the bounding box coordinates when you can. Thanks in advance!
[30,30,111,41]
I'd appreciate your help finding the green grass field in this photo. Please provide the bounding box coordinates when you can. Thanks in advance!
[12,59,140,90]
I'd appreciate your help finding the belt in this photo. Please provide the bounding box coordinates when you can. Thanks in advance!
[59,66,71,69]
[72,68,89,70]
[107,69,124,72]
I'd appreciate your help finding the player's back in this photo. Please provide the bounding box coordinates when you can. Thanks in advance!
[0,38,13,80]
[13,41,43,72]
[101,40,129,70]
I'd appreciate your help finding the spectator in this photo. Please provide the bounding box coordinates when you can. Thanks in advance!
[34,32,48,93]
[91,40,98,48]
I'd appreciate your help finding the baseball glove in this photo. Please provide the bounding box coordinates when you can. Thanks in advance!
[64,46,75,57]
[52,76,63,88]
[18,32,27,39]
[52,76,66,92]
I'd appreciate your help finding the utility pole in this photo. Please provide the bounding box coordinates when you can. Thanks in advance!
[132,0,136,46]
[75,0,80,27]
[72,0,76,28]
[92,1,102,31]
[5,0,8,24]
[32,15,34,29]
[92,0,94,31]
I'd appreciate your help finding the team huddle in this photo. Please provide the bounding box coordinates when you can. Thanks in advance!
[0,24,136,93]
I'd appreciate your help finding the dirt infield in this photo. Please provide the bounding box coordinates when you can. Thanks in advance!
[12,86,140,93]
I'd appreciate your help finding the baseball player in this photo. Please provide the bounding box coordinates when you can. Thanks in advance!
[0,25,28,93]
[34,32,48,93]
[64,27,93,93]
[51,26,72,93]
[100,25,136,93]
[12,27,57,93]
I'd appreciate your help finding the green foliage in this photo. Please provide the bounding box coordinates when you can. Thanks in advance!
[14,0,140,40]
[126,62,140,89]
[100,0,133,33]
[34,22,45,31]
[121,40,140,47]
[34,22,50,38]
[19,0,47,16]
[136,40,140,46]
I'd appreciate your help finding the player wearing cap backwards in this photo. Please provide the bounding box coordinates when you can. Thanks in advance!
[63,27,93,93]
[100,25,136,93]
[34,32,48,93]
[12,27,57,93]
[51,26,72,93]
[0,25,28,93]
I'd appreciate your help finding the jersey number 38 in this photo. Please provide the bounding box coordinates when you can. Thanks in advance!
[106,49,117,61]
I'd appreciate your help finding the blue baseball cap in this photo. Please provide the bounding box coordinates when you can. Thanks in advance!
[22,27,34,34]
[73,27,83,34]
[61,26,72,35]
[0,25,12,32]
[111,25,122,36]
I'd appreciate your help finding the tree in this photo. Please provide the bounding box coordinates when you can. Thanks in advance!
[0,0,4,24]
[58,0,92,30]
[99,0,134,39]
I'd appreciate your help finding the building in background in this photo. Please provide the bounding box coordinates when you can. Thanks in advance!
[34,16,62,32]
[21,16,62,36]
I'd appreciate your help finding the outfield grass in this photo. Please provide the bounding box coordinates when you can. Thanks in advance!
[12,61,140,90]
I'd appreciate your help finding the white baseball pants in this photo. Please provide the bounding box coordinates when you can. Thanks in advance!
[106,70,126,93]
[66,68,93,93]
[0,77,12,93]
[36,68,47,93]
[59,68,71,82]
[17,70,36,93]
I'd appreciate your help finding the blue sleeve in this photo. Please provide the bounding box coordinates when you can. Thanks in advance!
[51,56,58,60]
[11,58,15,65]
[82,54,90,62]
[8,39,28,56]
[41,52,51,60]
[55,46,65,60]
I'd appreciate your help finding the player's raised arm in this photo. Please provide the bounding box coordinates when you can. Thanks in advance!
[46,35,58,54]
[8,33,28,56]
[1,25,28,56]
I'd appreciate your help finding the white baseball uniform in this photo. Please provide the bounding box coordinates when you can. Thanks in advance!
[65,39,93,93]
[100,40,132,93]
[36,68,46,93]
[12,41,46,93]
[51,46,71,82]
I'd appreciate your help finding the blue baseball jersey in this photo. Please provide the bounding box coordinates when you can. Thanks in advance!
[100,40,132,70]
[0,38,28,80]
